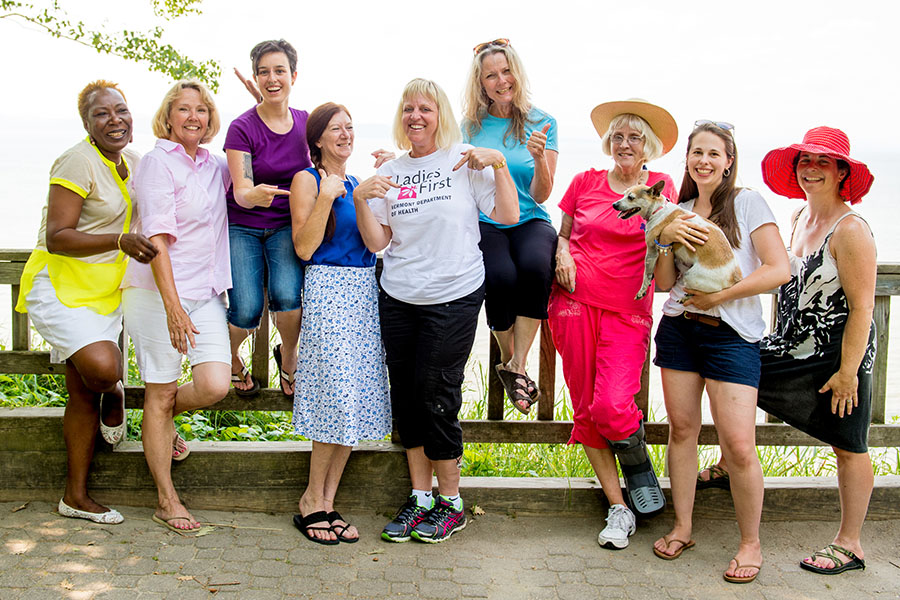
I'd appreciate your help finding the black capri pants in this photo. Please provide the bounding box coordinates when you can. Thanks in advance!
[478,219,557,331]
[378,284,484,461]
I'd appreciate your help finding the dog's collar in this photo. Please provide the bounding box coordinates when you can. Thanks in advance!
[650,205,666,217]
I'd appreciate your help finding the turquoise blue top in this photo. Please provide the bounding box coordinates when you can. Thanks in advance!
[463,106,558,228]
[305,167,376,268]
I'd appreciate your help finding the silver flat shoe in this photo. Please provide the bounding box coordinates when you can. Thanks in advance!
[99,414,126,446]
[99,394,126,446]
[58,499,123,524]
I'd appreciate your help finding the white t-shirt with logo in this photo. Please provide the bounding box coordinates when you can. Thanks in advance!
[371,143,497,305]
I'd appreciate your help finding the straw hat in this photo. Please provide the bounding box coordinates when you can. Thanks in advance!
[761,126,873,205]
[590,98,678,155]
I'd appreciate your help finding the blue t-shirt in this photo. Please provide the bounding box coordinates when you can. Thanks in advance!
[463,106,558,228]
[305,168,376,268]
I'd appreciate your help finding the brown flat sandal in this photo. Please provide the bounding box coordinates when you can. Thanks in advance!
[653,537,695,560]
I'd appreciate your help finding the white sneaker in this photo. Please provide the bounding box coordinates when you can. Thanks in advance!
[597,504,635,550]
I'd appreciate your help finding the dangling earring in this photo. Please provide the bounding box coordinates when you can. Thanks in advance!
[723,168,731,177]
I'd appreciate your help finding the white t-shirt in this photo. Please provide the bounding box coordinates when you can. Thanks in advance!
[372,143,497,305]
[662,188,777,342]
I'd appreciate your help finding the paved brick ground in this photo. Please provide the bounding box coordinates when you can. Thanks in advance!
[1,501,898,599]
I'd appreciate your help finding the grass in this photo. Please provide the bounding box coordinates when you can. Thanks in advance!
[1,340,898,477]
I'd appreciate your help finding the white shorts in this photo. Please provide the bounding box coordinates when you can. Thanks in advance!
[25,268,122,362]
[122,287,230,384]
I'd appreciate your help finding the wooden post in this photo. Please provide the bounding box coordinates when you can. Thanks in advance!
[11,285,29,351]
[872,295,890,424]
[487,334,503,420]
[537,320,555,421]
[251,293,270,388]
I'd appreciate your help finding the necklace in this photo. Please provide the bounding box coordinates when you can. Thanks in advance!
[610,169,646,188]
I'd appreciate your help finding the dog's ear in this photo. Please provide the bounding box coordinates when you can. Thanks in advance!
[650,180,666,196]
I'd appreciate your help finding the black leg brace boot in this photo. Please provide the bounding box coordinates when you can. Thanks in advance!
[608,422,665,516]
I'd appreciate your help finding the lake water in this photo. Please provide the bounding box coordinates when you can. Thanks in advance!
[2,116,898,422]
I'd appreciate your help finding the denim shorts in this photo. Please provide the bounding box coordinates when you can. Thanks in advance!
[653,313,761,388]
[226,223,304,329]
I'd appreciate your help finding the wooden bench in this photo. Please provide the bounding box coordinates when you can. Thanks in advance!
[2,249,898,518]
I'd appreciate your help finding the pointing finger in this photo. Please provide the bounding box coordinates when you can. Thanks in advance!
[452,152,469,172]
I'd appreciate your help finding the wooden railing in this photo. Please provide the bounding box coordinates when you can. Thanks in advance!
[2,248,899,447]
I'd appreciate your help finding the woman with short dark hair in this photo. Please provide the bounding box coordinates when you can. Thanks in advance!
[224,39,311,398]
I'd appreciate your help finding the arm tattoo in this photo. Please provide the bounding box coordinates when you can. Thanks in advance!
[241,153,253,182]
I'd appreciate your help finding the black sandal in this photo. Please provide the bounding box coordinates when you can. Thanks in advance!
[800,543,866,574]
[326,510,359,543]
[523,372,540,402]
[696,464,730,490]
[273,344,294,398]
[495,364,538,415]
[231,363,260,397]
[293,511,338,545]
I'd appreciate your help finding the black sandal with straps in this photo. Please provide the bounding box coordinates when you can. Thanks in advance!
[326,510,359,543]
[495,364,539,415]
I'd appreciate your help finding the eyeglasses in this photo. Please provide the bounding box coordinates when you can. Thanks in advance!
[611,134,644,146]
[694,120,735,132]
[473,38,510,54]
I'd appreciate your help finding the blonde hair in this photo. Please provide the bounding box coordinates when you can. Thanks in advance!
[601,113,664,163]
[151,79,220,144]
[392,79,461,151]
[462,45,532,144]
[77,80,127,123]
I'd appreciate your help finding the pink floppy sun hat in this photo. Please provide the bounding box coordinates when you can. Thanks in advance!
[761,126,874,205]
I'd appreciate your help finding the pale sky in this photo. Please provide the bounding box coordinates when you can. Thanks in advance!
[2,0,899,248]
[2,0,900,416]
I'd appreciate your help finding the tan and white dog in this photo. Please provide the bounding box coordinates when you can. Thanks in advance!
[612,181,742,300]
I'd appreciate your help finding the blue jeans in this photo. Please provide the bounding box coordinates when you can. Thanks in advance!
[227,223,303,329]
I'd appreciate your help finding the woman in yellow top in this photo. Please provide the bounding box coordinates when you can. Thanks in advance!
[16,80,157,524]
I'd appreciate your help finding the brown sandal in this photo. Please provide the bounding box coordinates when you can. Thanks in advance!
[723,558,761,584]
[495,364,538,415]
[653,536,695,560]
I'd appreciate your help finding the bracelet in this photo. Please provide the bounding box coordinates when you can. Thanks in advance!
[492,159,507,170]
[654,237,672,256]
[116,233,124,252]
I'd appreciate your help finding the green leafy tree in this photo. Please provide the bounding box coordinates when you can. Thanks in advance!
[1,0,221,90]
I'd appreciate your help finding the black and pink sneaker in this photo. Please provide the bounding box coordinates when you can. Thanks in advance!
[411,496,467,543]
[381,495,431,543]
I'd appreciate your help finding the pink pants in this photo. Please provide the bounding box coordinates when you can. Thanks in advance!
[547,289,651,449]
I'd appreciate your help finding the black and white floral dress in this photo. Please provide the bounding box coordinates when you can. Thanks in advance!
[758,210,876,453]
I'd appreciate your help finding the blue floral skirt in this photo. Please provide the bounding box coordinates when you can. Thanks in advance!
[292,265,391,445]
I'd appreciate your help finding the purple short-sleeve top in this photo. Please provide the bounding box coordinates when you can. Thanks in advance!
[223,106,311,229]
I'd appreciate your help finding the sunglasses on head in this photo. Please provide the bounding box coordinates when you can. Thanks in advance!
[694,120,735,133]
[473,38,510,54]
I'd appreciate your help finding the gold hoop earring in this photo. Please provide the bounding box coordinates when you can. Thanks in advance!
[723,168,731,177]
